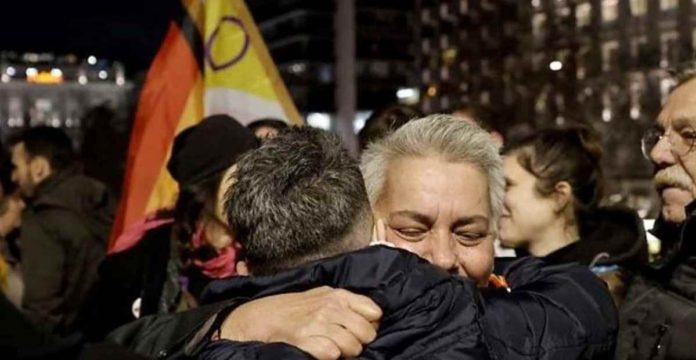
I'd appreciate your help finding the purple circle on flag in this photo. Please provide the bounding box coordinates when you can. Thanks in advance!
[205,16,250,71]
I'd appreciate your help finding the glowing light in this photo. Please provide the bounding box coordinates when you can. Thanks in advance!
[549,61,563,71]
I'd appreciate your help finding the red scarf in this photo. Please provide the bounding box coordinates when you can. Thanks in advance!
[191,226,238,278]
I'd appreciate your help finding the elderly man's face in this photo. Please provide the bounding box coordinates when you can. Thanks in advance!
[373,156,494,286]
[651,78,696,223]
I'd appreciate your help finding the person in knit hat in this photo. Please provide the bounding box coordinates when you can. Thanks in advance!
[84,114,259,340]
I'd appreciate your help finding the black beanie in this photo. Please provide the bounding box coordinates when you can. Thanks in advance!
[167,114,259,187]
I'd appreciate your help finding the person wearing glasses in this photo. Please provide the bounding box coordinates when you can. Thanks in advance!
[616,63,696,359]
[84,115,259,340]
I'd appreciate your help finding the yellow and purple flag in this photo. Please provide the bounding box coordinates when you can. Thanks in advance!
[110,0,301,250]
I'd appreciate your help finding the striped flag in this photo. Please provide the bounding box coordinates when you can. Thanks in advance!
[110,0,301,250]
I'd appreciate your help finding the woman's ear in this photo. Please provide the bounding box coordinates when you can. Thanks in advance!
[553,181,573,213]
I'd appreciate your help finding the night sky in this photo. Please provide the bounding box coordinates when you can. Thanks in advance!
[0,0,179,74]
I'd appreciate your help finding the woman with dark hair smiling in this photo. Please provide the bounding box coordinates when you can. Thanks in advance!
[499,126,648,304]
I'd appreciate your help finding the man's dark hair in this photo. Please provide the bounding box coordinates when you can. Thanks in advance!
[9,126,75,172]
[225,127,372,275]
[246,118,289,133]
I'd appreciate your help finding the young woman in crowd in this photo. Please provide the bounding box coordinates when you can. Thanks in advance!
[86,115,258,338]
[498,126,648,304]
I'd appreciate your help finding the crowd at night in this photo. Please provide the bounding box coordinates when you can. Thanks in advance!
[1,1,695,359]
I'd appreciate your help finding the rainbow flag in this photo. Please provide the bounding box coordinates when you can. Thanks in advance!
[110,0,302,250]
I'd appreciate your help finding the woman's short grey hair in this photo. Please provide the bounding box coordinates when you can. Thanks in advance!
[671,60,696,89]
[360,114,505,228]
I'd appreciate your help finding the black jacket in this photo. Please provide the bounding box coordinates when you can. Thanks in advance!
[109,246,617,359]
[615,201,696,359]
[516,206,648,269]
[85,221,215,340]
[20,172,113,337]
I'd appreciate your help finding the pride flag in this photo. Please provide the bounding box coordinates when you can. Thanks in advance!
[109,0,301,250]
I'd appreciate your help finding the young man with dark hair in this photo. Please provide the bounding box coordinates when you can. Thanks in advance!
[9,126,114,337]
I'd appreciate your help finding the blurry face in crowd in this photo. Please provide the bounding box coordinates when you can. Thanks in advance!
[0,195,25,237]
[498,153,559,249]
[651,78,696,223]
[10,142,45,198]
[253,126,280,139]
[373,156,494,286]
[451,110,504,147]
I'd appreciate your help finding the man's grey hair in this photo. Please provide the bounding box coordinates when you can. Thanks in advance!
[225,127,372,275]
[361,114,505,230]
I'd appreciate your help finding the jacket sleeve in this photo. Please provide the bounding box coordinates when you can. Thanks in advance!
[21,211,69,333]
[198,340,311,360]
[107,299,245,358]
[481,258,618,359]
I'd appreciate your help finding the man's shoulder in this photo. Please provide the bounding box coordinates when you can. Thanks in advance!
[202,246,447,306]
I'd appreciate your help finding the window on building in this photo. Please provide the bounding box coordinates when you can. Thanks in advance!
[576,3,592,27]
[460,61,469,73]
[421,8,431,24]
[660,31,679,67]
[422,69,431,83]
[441,96,450,110]
[533,13,546,37]
[440,2,450,18]
[440,34,450,49]
[602,41,620,71]
[576,45,591,79]
[480,91,490,105]
[602,0,619,23]
[422,39,431,53]
[459,0,468,14]
[481,60,490,76]
[630,36,648,62]
[630,0,647,16]
[533,53,546,71]
[440,66,450,81]
[660,0,678,11]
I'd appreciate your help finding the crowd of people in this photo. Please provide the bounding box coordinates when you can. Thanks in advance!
[1,62,696,360]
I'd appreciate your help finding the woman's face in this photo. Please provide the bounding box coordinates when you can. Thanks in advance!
[498,154,558,249]
[373,156,494,286]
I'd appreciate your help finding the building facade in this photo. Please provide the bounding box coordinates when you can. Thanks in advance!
[416,0,696,213]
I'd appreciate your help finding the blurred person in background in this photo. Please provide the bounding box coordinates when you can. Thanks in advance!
[448,103,505,147]
[109,115,616,360]
[616,62,696,359]
[499,126,648,305]
[357,104,422,151]
[0,141,24,304]
[87,114,258,339]
[9,126,114,338]
[246,118,288,139]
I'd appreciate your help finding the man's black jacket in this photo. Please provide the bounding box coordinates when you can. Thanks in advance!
[110,246,617,359]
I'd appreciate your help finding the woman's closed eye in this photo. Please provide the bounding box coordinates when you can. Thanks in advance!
[454,231,487,244]
[392,227,427,241]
